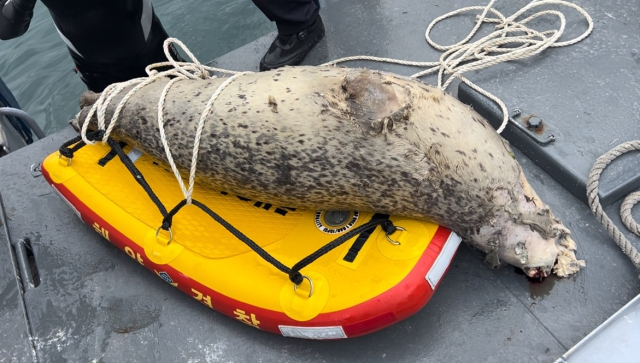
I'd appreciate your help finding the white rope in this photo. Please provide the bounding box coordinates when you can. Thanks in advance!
[79,0,594,206]
[74,0,640,277]
[155,70,249,204]
[80,38,250,204]
[186,72,249,203]
[157,77,187,197]
[321,0,593,133]
[587,141,640,277]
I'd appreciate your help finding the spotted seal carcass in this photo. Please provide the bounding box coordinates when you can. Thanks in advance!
[73,66,584,278]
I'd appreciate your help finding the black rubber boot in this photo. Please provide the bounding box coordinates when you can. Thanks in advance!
[259,14,325,71]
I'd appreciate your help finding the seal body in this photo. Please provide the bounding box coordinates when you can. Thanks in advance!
[75,66,584,277]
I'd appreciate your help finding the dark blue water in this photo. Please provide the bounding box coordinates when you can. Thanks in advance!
[0,0,274,135]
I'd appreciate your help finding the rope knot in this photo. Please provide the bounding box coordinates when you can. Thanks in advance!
[198,69,209,80]
[161,220,172,231]
[58,143,77,158]
[289,271,303,285]
[161,199,189,231]
[89,130,105,141]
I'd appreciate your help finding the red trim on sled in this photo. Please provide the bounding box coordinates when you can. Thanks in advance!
[42,164,456,338]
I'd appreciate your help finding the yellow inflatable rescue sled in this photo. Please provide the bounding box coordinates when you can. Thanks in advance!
[42,138,461,339]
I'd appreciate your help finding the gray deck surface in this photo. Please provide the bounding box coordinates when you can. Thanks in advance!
[1,0,640,362]
[557,294,640,362]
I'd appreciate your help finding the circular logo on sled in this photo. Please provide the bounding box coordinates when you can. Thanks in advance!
[314,210,359,234]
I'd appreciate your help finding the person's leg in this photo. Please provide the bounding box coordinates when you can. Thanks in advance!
[253,0,318,34]
[73,58,123,93]
[73,12,183,93]
[143,13,185,66]
[252,0,325,71]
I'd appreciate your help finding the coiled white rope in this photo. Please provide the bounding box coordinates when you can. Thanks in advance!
[587,142,640,276]
[322,0,593,133]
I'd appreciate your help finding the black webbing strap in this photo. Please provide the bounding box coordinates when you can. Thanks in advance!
[343,213,390,262]
[58,131,105,159]
[60,134,169,218]
[161,199,396,284]
[59,134,397,285]
[59,136,86,159]
[193,200,294,275]
[288,218,396,284]
[161,199,187,230]
[105,138,168,218]
[58,136,84,159]
[98,141,127,166]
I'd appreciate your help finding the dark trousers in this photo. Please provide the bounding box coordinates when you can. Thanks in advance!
[252,0,320,35]
[75,1,320,92]
[74,13,182,93]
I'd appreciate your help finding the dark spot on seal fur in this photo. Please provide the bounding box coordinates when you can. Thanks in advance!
[400,171,412,179]
[238,94,246,100]
[472,148,478,154]
[440,132,450,138]
[455,150,466,156]
[140,116,148,125]
[479,163,487,172]
[238,124,248,129]
[472,115,488,129]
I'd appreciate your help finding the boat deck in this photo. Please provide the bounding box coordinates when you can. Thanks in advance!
[1,0,639,361]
